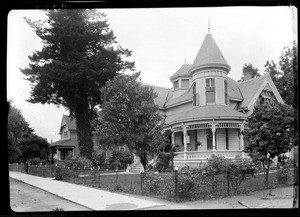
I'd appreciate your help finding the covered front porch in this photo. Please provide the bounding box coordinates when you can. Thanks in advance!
[166,121,249,168]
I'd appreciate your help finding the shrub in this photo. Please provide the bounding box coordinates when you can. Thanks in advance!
[276,166,292,184]
[27,157,41,165]
[109,150,134,169]
[51,208,64,211]
[64,155,93,169]
[155,153,172,172]
[54,166,65,180]
[227,157,256,192]
[91,151,106,167]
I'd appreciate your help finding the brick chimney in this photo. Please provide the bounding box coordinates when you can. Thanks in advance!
[243,68,254,81]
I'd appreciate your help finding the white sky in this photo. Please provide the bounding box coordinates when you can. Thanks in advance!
[7,6,297,143]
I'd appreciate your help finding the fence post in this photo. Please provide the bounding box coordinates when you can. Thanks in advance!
[227,171,230,195]
[140,172,144,195]
[115,166,118,187]
[174,166,179,202]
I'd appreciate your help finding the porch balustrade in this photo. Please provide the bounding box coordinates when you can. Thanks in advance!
[174,150,248,161]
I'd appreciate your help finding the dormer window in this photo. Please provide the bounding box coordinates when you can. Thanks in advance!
[181,79,189,88]
[206,78,215,104]
[174,80,179,90]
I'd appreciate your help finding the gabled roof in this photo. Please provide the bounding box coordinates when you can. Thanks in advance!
[165,105,247,125]
[238,75,267,108]
[151,86,172,108]
[190,33,231,73]
[165,86,192,107]
[59,115,76,134]
[170,64,191,81]
[227,77,243,101]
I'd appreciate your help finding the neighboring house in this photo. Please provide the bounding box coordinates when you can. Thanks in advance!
[150,29,284,168]
[50,115,80,160]
[50,115,129,161]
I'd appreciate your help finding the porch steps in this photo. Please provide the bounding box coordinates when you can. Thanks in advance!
[128,159,144,174]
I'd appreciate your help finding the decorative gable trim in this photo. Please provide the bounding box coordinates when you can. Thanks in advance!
[247,74,284,113]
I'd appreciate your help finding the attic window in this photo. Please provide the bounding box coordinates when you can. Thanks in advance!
[174,80,179,90]
[181,79,189,88]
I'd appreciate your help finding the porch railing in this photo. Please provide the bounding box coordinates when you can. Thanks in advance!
[174,150,248,161]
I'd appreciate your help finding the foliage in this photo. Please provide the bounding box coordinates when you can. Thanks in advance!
[202,155,229,190]
[276,166,292,184]
[93,72,167,169]
[19,134,50,162]
[243,101,296,187]
[64,155,93,169]
[108,150,134,169]
[54,166,65,180]
[91,151,106,167]
[155,153,172,172]
[21,9,134,159]
[226,157,256,191]
[7,100,33,162]
[27,157,49,165]
[264,43,298,108]
[238,63,261,82]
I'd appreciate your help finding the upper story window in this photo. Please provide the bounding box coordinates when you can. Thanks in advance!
[181,79,189,88]
[258,90,276,106]
[192,83,196,106]
[119,147,125,152]
[224,80,228,105]
[174,80,179,90]
[206,78,215,104]
[63,131,68,137]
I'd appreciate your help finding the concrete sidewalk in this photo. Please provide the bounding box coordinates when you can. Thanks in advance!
[9,171,164,210]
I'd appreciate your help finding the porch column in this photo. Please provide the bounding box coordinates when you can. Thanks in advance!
[72,147,75,157]
[57,149,61,160]
[240,122,245,158]
[211,124,216,153]
[183,124,187,160]
[171,130,175,146]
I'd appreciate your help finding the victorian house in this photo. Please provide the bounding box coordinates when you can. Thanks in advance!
[50,115,80,160]
[151,29,284,168]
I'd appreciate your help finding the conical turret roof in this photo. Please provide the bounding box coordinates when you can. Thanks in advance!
[190,32,231,74]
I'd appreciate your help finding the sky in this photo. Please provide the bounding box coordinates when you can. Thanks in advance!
[7,6,297,143]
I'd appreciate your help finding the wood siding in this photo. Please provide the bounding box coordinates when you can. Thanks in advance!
[228,128,240,150]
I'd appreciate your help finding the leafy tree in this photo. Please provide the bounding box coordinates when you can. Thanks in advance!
[20,9,134,159]
[7,100,33,162]
[19,134,50,162]
[243,101,296,187]
[238,63,261,82]
[93,72,167,169]
[264,43,298,108]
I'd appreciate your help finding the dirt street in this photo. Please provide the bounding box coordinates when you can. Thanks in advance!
[9,178,91,212]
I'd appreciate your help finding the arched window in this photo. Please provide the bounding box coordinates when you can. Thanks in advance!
[192,83,196,106]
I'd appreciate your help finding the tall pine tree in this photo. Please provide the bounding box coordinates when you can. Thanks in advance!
[21,9,134,159]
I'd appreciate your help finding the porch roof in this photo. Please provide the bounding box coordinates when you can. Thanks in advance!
[165,105,247,125]
[50,139,76,148]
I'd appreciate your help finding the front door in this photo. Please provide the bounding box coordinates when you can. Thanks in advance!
[206,129,212,150]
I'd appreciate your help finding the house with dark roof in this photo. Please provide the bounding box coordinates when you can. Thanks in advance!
[50,115,80,160]
[150,29,284,168]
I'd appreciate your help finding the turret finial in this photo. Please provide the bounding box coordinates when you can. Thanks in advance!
[208,19,210,33]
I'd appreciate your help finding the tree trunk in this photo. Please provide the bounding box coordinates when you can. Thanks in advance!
[265,161,270,188]
[74,107,94,160]
[139,152,148,170]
